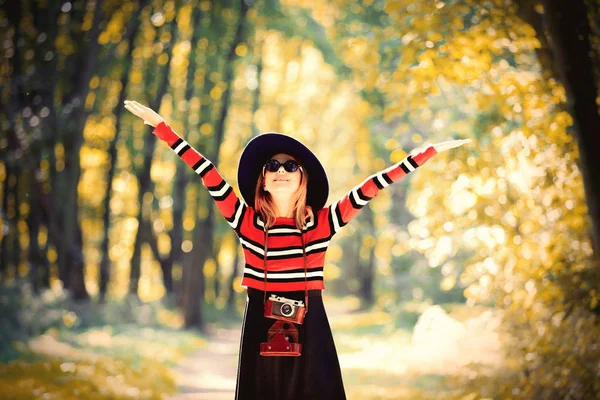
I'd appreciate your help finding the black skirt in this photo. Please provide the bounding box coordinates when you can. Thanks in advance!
[235,288,347,400]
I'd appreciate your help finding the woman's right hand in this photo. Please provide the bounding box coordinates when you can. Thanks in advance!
[124,100,165,128]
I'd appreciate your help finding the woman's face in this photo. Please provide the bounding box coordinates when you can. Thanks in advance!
[262,153,303,196]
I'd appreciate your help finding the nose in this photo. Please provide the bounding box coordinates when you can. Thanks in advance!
[277,166,286,174]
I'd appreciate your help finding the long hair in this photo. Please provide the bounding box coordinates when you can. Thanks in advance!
[254,161,313,230]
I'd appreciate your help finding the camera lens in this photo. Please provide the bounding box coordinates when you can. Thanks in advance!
[281,303,294,317]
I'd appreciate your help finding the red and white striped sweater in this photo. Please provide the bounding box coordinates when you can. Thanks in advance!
[153,121,438,292]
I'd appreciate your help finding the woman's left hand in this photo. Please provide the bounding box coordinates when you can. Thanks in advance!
[432,139,472,152]
[411,139,472,156]
[124,100,165,127]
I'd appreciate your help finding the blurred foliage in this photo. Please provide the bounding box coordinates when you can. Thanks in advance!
[0,283,205,399]
[283,0,600,398]
[383,1,599,399]
[325,295,503,400]
[0,355,175,400]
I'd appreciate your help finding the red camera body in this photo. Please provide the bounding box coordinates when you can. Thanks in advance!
[260,320,302,357]
[264,295,306,324]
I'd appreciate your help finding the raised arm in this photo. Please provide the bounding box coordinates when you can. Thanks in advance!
[326,145,436,235]
[326,139,471,235]
[124,100,246,234]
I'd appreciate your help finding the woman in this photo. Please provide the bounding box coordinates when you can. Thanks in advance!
[124,100,471,399]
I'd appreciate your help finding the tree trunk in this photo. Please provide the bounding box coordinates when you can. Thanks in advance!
[210,0,250,301]
[389,183,412,227]
[345,233,361,295]
[163,3,206,298]
[28,0,63,293]
[181,0,251,328]
[30,0,62,286]
[539,0,600,257]
[67,222,88,299]
[129,13,179,298]
[10,174,21,280]
[59,0,106,300]
[1,0,21,286]
[514,1,560,82]
[0,171,9,283]
[1,167,15,283]
[27,171,43,294]
[165,161,186,296]
[358,205,376,307]
[98,0,148,302]
[2,119,23,285]
[212,0,250,168]
[214,236,222,299]
[10,175,21,280]
[227,238,242,313]
[223,40,260,306]
[250,50,263,137]
[183,203,213,330]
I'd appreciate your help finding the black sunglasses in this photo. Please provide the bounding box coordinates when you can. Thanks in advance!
[263,159,303,174]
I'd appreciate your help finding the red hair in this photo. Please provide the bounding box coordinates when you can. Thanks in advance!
[254,160,313,229]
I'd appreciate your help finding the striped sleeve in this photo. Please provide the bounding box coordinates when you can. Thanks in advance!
[153,121,246,234]
[327,145,438,235]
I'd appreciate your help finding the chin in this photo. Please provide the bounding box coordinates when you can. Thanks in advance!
[273,189,298,194]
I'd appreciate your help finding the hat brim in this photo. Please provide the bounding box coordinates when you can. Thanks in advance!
[237,133,329,210]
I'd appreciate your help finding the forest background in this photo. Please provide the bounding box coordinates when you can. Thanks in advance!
[1,0,600,398]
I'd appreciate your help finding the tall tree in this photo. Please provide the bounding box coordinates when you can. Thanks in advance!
[539,0,600,255]
[98,0,149,302]
[357,204,376,307]
[514,0,600,256]
[160,1,207,299]
[58,0,106,300]
[227,237,242,312]
[1,0,23,282]
[1,0,63,290]
[226,32,264,308]
[0,172,10,283]
[129,3,179,299]
[27,0,65,294]
[182,0,251,330]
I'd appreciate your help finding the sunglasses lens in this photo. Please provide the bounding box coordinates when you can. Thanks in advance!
[263,159,302,173]
[264,160,280,172]
[283,160,299,172]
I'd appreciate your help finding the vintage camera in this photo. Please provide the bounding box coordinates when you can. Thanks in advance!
[264,295,306,324]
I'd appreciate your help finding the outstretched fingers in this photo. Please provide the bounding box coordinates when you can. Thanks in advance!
[124,100,141,117]
[434,139,472,152]
[124,101,150,125]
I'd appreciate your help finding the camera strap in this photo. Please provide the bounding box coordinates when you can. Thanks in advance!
[263,225,309,315]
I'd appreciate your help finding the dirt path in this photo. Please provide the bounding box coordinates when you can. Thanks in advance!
[167,324,241,400]
[165,298,358,399]
[166,300,503,399]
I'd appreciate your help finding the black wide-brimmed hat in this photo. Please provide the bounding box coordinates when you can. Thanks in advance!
[237,132,329,210]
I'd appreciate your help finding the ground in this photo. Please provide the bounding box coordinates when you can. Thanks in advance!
[168,325,240,400]
[166,297,503,400]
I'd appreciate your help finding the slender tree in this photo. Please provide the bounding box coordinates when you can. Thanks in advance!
[2,1,29,286]
[182,0,250,330]
[98,0,149,302]
[161,2,207,298]
[129,5,180,299]
[0,173,10,283]
[358,204,376,307]
[56,0,106,300]
[227,237,242,312]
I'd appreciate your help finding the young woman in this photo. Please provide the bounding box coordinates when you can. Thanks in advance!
[124,100,471,399]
